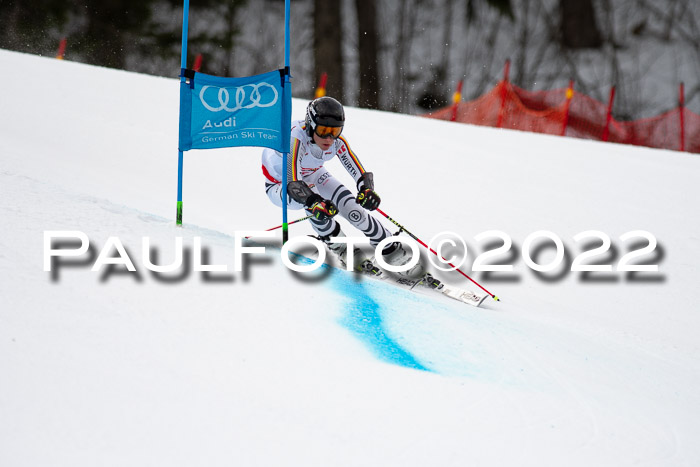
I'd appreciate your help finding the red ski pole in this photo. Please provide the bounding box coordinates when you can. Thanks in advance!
[245,215,312,239]
[377,208,499,301]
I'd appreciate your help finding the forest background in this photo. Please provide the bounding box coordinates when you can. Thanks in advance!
[1,0,698,119]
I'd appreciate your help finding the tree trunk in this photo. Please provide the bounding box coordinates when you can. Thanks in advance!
[314,0,344,102]
[559,0,603,49]
[84,9,126,69]
[355,0,380,109]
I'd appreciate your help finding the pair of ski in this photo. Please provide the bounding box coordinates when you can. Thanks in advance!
[343,252,488,309]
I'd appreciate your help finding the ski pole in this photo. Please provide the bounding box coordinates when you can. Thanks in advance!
[376,208,500,301]
[245,215,313,239]
[264,214,312,232]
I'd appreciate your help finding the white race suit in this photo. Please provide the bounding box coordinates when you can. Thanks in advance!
[261,120,392,245]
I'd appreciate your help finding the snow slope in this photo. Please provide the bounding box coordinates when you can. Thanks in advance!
[1,49,700,466]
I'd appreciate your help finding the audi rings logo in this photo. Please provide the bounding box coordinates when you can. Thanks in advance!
[199,83,279,113]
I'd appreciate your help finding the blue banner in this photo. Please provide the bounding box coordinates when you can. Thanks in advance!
[179,69,287,153]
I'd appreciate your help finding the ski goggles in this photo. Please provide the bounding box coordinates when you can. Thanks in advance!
[314,124,343,139]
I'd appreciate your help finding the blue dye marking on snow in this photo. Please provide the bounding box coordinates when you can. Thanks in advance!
[285,253,430,371]
[330,269,430,372]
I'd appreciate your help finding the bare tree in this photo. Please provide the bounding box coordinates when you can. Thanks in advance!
[355,0,380,109]
[314,0,344,101]
[558,0,603,49]
[219,0,249,76]
[382,0,431,113]
[390,0,420,113]
[417,0,455,111]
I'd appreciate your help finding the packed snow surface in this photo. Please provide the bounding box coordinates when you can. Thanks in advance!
[1,49,699,466]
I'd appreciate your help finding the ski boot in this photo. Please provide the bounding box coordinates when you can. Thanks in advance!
[379,240,426,279]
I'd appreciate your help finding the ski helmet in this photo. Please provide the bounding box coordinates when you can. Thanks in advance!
[305,97,345,138]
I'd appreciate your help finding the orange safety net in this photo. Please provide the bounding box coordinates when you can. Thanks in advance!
[426,80,700,154]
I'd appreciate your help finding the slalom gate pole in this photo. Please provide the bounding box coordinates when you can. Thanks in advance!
[176,0,190,226]
[245,215,312,239]
[281,0,292,244]
[376,208,500,301]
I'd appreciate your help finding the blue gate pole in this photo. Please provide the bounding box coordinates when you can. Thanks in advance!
[281,0,292,243]
[176,0,190,226]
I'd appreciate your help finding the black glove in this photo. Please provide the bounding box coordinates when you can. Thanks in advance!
[356,189,381,211]
[356,172,380,211]
[305,193,338,221]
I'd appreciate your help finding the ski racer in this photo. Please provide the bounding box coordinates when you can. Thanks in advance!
[261,96,422,277]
